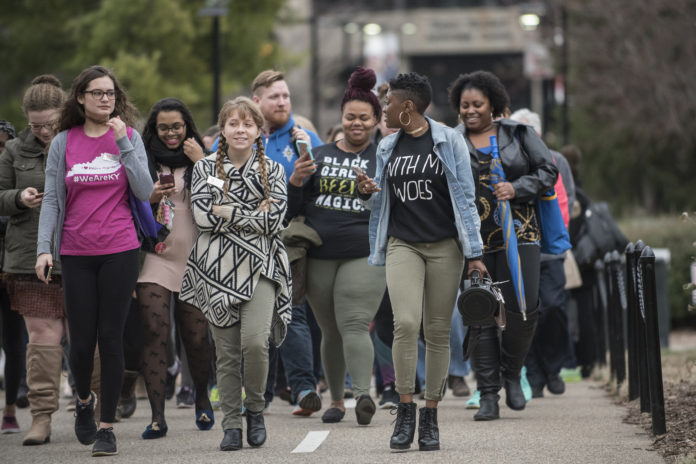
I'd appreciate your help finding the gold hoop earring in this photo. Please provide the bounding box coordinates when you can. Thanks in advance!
[399,111,411,127]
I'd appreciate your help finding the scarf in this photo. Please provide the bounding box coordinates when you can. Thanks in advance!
[147,136,195,188]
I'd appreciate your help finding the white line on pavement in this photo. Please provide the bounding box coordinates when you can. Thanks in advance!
[291,430,330,453]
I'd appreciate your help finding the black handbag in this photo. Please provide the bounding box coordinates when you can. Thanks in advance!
[573,201,628,266]
[457,270,506,329]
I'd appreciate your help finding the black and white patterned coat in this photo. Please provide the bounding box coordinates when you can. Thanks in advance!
[179,152,292,346]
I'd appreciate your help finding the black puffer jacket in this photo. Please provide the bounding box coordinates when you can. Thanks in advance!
[455,119,558,207]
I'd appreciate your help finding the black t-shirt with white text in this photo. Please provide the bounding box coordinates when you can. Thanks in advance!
[386,129,457,243]
[287,142,376,259]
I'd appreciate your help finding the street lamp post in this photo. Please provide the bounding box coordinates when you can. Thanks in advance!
[199,1,229,124]
[561,5,569,145]
[310,0,319,125]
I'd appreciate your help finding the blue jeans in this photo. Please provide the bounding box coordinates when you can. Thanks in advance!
[279,303,317,401]
[525,257,569,387]
[449,306,471,377]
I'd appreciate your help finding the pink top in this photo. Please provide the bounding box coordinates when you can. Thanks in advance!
[60,126,139,256]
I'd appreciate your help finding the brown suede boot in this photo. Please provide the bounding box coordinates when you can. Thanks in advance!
[22,344,63,446]
[90,350,101,423]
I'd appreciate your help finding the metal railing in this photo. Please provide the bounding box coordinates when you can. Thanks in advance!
[590,241,666,435]
[601,241,666,435]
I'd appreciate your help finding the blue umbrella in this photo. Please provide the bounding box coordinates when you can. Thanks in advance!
[489,135,527,320]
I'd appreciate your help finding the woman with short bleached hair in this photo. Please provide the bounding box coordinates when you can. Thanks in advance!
[357,72,486,452]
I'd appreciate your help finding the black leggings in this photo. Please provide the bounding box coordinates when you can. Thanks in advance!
[1,286,26,406]
[61,249,139,424]
[482,245,540,314]
[123,297,143,372]
[373,290,395,347]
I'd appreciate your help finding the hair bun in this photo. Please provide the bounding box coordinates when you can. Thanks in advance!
[347,66,376,92]
[31,74,62,88]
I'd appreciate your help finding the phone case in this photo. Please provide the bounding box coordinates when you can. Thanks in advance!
[159,174,174,185]
[295,140,314,160]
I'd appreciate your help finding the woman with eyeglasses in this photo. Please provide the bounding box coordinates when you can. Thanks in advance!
[35,65,153,457]
[0,75,66,445]
[135,97,213,439]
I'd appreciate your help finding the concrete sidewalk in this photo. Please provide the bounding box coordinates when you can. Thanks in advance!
[0,380,663,463]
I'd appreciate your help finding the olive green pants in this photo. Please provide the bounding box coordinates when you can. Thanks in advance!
[386,237,463,402]
[307,257,386,401]
[209,276,275,430]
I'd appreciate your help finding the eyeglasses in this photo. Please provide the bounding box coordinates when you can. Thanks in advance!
[84,89,116,100]
[157,123,186,133]
[29,120,58,131]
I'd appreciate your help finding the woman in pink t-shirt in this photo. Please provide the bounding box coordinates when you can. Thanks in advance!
[35,66,153,457]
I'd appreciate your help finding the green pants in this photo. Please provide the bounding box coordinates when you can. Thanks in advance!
[209,276,275,430]
[386,237,463,402]
[306,257,386,401]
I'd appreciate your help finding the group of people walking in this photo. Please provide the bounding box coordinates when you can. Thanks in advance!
[0,61,574,457]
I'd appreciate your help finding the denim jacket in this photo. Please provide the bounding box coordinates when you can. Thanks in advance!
[365,117,483,266]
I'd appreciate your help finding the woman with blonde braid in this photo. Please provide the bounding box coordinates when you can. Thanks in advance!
[180,97,291,452]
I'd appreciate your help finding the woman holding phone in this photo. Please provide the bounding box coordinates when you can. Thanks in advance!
[0,75,66,445]
[356,72,486,451]
[287,67,386,425]
[36,65,153,456]
[136,97,213,439]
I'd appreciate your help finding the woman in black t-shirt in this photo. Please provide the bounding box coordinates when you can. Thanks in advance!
[448,70,558,421]
[287,67,386,426]
[357,73,487,452]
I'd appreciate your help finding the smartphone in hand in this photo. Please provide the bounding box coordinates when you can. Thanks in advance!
[159,173,174,185]
[44,265,53,282]
[295,140,314,161]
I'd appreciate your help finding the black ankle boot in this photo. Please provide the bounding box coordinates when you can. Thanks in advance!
[474,393,500,421]
[117,370,139,419]
[503,376,526,410]
[390,402,416,450]
[501,309,539,411]
[220,428,242,451]
[417,407,439,451]
[245,410,266,447]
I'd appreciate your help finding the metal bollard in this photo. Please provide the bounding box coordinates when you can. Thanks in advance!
[594,258,608,367]
[625,243,640,401]
[638,246,666,435]
[610,250,626,387]
[603,253,617,380]
[633,240,651,413]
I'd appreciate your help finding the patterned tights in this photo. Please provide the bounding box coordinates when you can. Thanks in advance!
[137,283,212,424]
